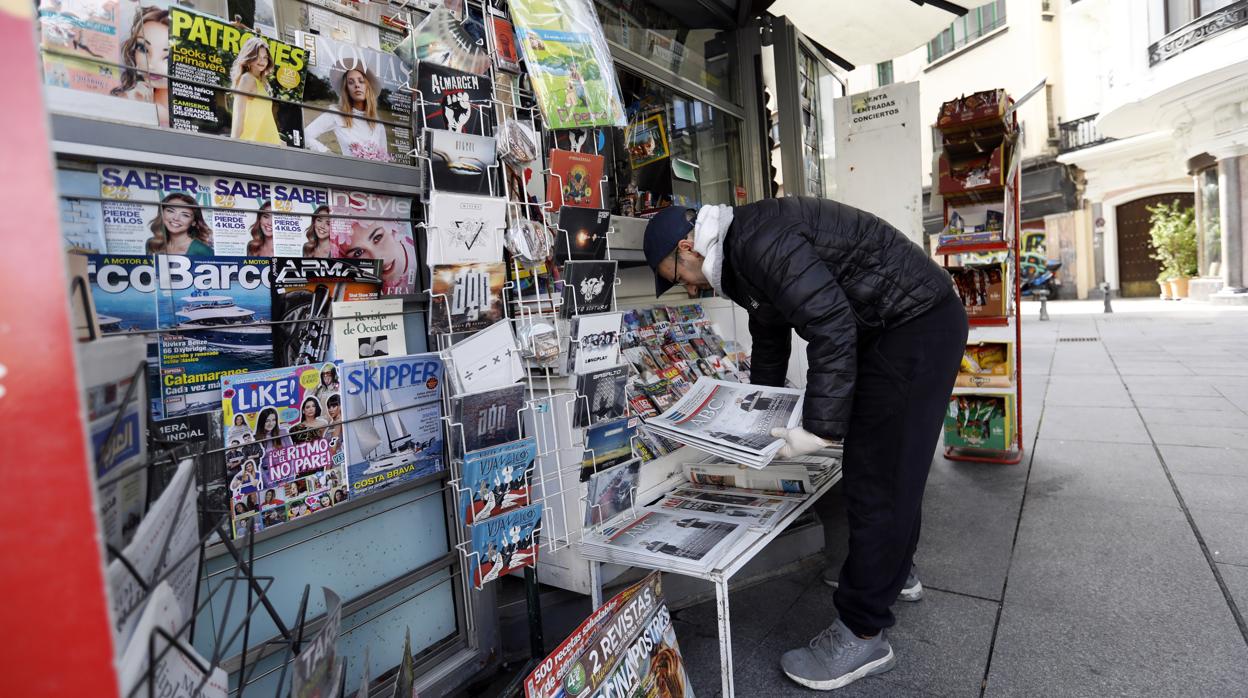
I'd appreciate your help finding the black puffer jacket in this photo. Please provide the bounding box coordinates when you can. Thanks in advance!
[719,197,955,441]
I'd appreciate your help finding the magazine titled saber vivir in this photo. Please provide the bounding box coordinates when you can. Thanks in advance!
[643,377,804,468]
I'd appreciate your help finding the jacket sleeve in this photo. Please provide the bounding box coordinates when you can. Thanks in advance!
[738,219,856,441]
[747,312,791,388]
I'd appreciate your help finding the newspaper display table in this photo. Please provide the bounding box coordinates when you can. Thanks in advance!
[580,458,842,698]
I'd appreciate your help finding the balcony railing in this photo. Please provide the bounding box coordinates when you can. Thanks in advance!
[1149,0,1248,66]
[1058,114,1113,154]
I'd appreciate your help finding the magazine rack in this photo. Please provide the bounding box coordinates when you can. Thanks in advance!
[935,89,1026,465]
[580,453,842,698]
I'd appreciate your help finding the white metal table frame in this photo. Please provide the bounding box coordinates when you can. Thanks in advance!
[584,469,842,698]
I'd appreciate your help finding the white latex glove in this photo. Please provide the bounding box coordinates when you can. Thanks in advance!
[770,426,836,459]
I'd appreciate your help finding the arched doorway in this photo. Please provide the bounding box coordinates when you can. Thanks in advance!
[1115,192,1194,297]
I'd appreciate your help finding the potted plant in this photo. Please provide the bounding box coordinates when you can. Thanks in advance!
[1148,200,1197,299]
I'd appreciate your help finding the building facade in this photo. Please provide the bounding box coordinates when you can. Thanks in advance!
[846,0,1248,302]
[1061,0,1248,302]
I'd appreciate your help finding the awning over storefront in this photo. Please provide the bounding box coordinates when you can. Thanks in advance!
[764,0,973,67]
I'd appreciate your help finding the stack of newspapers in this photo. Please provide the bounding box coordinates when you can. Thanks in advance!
[642,378,805,468]
[579,453,842,576]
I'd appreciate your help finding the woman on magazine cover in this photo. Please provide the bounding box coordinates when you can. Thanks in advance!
[146,192,214,255]
[254,406,291,452]
[305,60,390,162]
[337,220,415,294]
[246,201,275,256]
[315,365,340,402]
[230,36,283,145]
[112,6,170,127]
[325,393,343,445]
[289,396,328,442]
[303,204,335,257]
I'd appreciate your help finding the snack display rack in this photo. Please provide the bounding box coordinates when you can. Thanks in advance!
[934,89,1025,465]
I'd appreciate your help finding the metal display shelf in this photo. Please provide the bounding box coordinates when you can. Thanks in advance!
[581,464,842,698]
[50,114,426,195]
[934,239,1010,255]
[939,88,1025,466]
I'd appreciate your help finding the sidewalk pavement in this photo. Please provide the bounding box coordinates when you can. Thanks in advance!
[673,299,1248,696]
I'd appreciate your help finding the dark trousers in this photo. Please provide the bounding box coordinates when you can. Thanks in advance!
[834,292,968,637]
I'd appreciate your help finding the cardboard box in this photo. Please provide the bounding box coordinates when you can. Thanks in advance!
[936,89,1008,132]
[950,263,1008,319]
[944,394,1015,451]
[956,341,1014,388]
[938,144,1005,198]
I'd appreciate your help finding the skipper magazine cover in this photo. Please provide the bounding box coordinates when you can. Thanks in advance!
[469,502,543,587]
[457,437,536,525]
[415,62,495,136]
[341,353,446,497]
[331,298,406,361]
[328,188,419,296]
[85,254,163,417]
[523,571,693,698]
[153,255,273,418]
[298,31,413,164]
[168,7,308,147]
[221,362,347,537]
[429,262,506,334]
[270,257,382,366]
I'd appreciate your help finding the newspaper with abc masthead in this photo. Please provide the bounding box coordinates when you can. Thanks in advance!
[643,377,803,468]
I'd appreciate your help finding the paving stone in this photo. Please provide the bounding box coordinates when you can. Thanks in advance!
[1170,471,1248,514]
[1147,422,1248,449]
[1158,444,1248,477]
[989,497,1248,695]
[1189,509,1248,567]
[1113,360,1195,376]
[1003,496,1213,613]
[819,457,1025,603]
[1043,375,1131,408]
[672,574,809,650]
[1131,393,1242,411]
[1121,375,1222,396]
[1027,439,1176,506]
[1138,407,1248,429]
[1216,564,1248,619]
[1036,406,1151,444]
[754,581,996,698]
[984,595,1248,696]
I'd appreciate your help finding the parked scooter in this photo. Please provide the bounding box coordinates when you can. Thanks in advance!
[1020,252,1062,300]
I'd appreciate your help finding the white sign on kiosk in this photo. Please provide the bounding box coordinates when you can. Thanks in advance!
[833,81,923,246]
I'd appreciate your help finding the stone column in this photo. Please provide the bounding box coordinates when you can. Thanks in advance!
[1214,154,1247,301]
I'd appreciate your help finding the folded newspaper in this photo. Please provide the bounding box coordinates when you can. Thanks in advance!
[643,377,804,468]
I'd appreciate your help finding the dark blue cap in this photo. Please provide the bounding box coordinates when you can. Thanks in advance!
[643,206,696,297]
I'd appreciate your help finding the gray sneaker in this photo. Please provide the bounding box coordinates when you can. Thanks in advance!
[822,566,925,602]
[781,617,896,691]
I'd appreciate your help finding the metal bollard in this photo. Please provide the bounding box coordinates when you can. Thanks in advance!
[1038,288,1050,321]
[1101,282,1113,313]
